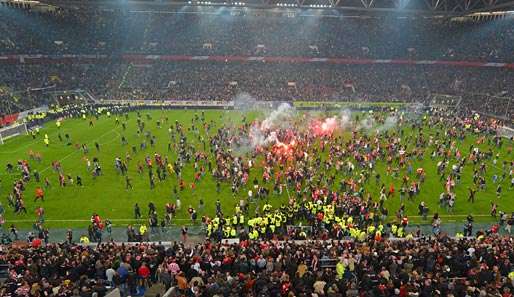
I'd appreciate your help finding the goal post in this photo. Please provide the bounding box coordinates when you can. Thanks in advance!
[0,123,28,144]
[498,126,514,139]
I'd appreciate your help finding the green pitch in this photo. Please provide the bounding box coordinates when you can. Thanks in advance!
[0,109,512,229]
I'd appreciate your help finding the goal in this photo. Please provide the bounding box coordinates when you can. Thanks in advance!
[498,126,514,139]
[0,123,27,144]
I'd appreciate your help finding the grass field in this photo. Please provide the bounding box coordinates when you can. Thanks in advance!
[0,108,512,229]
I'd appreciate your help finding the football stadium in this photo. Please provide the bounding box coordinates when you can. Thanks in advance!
[0,0,513,296]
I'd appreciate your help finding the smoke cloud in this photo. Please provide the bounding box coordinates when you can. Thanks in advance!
[260,103,296,130]
[233,92,259,112]
[339,109,353,129]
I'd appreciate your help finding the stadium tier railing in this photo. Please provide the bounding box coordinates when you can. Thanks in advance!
[1,54,514,70]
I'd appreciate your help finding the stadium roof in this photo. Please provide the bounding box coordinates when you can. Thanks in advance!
[4,0,514,15]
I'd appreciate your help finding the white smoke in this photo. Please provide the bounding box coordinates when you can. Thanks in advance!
[231,136,253,156]
[264,131,279,145]
[377,116,398,133]
[249,125,266,147]
[339,109,353,129]
[357,113,398,133]
[233,103,296,152]
[358,116,375,131]
[248,125,285,148]
[233,92,259,112]
[261,103,296,130]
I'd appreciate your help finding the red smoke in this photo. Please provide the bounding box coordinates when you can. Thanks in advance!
[310,117,338,137]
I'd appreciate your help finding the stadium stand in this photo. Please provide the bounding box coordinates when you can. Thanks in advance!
[1,236,514,296]
[0,8,513,61]
[0,6,513,120]
[0,63,513,120]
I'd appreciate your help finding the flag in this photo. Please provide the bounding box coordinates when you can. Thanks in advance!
[49,75,62,83]
[343,80,356,93]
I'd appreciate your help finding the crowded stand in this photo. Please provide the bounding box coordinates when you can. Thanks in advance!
[1,8,514,62]
[1,7,514,121]
[0,63,513,120]
[2,236,514,296]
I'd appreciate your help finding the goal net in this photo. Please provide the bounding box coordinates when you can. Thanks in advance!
[0,123,27,144]
[498,126,514,139]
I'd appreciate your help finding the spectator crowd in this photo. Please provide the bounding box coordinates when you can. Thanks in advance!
[0,6,513,120]
[0,63,513,120]
[2,235,514,297]
[1,7,513,62]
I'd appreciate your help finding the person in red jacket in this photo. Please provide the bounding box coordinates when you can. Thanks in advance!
[388,183,395,198]
[34,187,44,202]
[138,262,151,288]
[401,216,409,228]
